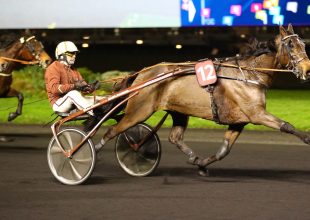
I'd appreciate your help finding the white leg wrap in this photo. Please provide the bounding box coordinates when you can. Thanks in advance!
[95,138,105,151]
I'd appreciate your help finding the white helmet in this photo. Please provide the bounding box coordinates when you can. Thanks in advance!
[55,41,79,59]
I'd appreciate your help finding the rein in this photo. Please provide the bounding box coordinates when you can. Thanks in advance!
[99,62,195,84]
[0,56,39,65]
[213,62,294,73]
[99,61,294,86]
[0,57,39,77]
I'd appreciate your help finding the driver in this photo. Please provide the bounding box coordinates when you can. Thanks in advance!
[44,41,100,129]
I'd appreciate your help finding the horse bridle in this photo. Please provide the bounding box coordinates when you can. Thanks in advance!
[20,36,46,66]
[280,34,307,78]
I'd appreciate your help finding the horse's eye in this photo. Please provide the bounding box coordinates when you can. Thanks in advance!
[288,40,294,48]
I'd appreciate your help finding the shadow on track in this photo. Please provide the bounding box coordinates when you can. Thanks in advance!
[154,167,310,185]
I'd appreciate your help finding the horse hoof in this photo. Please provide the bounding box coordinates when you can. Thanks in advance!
[187,156,199,165]
[198,167,209,177]
[303,136,310,145]
[8,113,18,121]
[0,136,13,142]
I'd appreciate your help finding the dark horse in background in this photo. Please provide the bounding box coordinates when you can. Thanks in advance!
[0,33,52,141]
[0,33,52,121]
[100,24,310,176]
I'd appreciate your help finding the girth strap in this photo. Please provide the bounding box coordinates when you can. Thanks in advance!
[205,85,220,124]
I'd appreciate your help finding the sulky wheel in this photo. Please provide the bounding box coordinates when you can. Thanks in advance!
[115,123,161,177]
[47,128,96,185]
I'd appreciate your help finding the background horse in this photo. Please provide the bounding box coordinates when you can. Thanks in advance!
[100,24,310,175]
[0,33,52,121]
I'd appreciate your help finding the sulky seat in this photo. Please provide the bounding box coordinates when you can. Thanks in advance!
[55,109,90,120]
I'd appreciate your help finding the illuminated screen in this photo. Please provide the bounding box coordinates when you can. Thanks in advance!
[1,0,309,29]
[181,0,310,26]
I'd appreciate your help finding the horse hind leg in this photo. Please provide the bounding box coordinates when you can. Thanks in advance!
[7,89,24,121]
[197,123,246,175]
[95,104,155,151]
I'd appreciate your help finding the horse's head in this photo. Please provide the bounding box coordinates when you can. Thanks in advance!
[275,24,310,81]
[18,36,52,68]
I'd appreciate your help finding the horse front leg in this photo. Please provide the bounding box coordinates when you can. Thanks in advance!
[196,123,246,176]
[7,89,23,121]
[280,122,310,144]
[251,111,310,145]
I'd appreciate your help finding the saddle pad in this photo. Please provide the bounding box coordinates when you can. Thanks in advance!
[195,60,217,86]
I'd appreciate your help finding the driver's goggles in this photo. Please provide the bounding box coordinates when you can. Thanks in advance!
[65,52,77,57]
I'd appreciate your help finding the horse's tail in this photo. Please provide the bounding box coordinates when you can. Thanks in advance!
[102,72,138,118]
[83,73,138,132]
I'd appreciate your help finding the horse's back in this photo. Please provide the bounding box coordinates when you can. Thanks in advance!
[127,64,214,120]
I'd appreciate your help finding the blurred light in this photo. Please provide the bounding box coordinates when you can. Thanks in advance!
[114,28,120,36]
[136,39,143,45]
[83,36,90,40]
[211,48,219,55]
[41,32,47,37]
[82,43,89,48]
[175,44,182,49]
[47,22,56,29]
[240,34,246,38]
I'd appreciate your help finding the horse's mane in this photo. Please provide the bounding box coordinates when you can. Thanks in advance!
[239,37,276,58]
[0,31,35,49]
[0,33,20,49]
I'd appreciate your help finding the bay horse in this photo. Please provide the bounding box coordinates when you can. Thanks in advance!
[99,24,310,175]
[0,34,52,121]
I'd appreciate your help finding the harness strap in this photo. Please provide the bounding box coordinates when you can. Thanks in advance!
[281,34,298,41]
[217,75,266,87]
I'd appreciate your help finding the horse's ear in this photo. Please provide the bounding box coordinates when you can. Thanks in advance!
[24,29,33,37]
[279,25,287,37]
[287,23,294,34]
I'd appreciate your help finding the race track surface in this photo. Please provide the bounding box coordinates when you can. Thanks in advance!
[0,125,310,220]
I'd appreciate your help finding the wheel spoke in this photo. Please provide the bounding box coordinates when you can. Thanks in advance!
[73,157,92,164]
[56,158,68,176]
[50,145,64,154]
[63,132,74,149]
[69,160,82,180]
